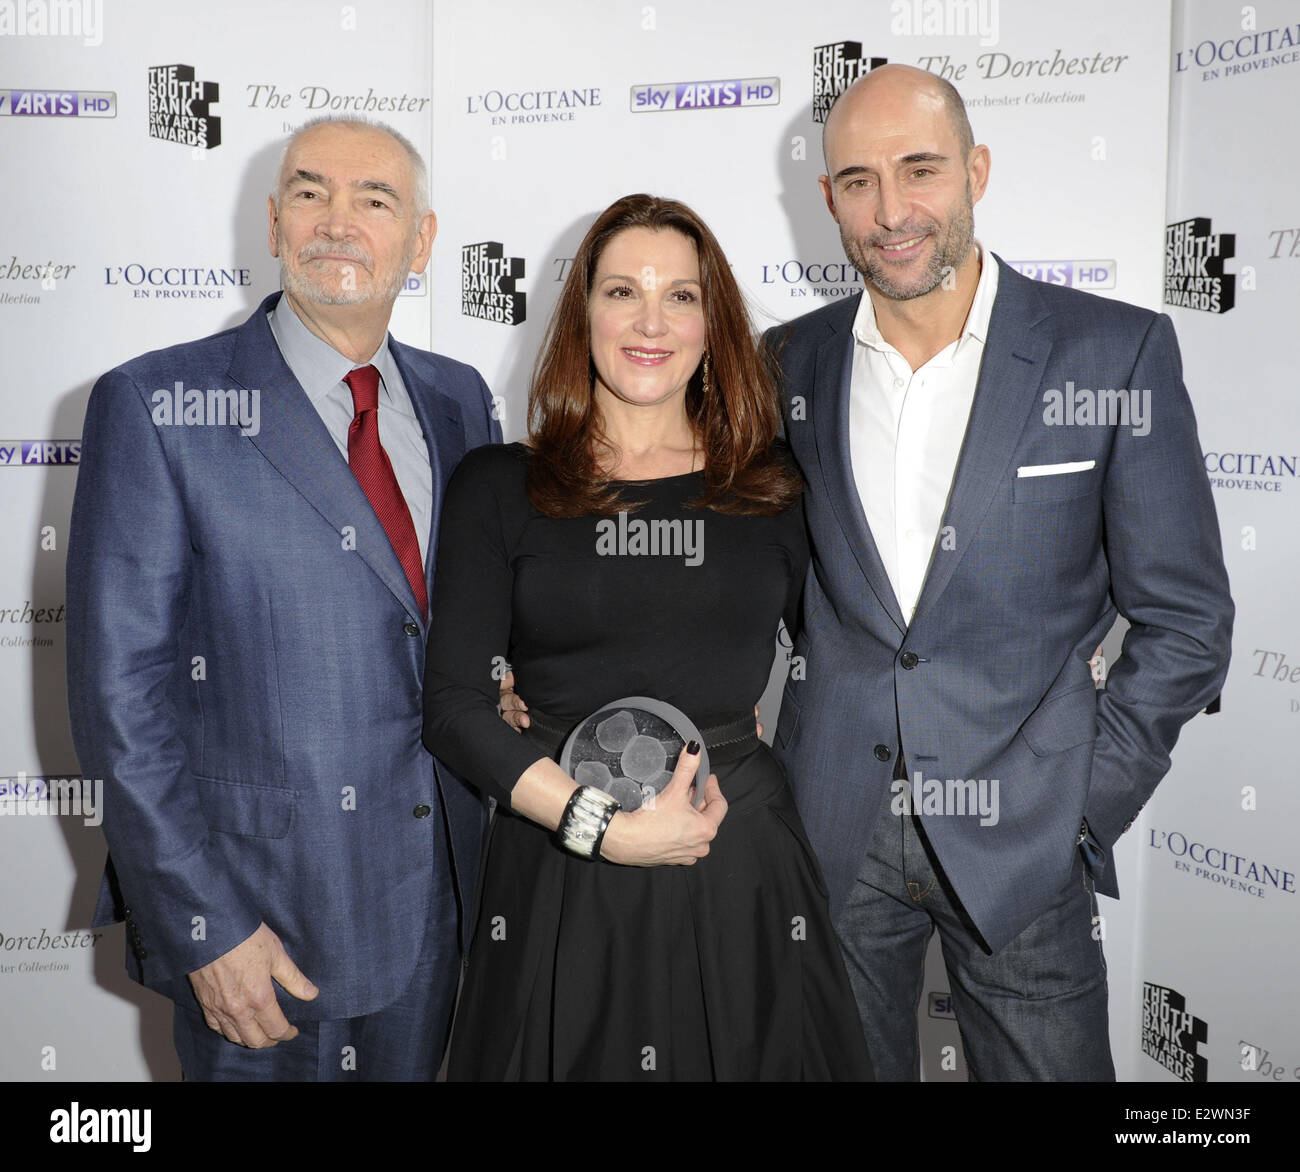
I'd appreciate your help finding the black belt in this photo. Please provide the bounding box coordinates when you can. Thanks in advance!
[522,706,760,766]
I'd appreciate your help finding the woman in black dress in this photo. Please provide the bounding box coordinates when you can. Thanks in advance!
[423,194,872,1080]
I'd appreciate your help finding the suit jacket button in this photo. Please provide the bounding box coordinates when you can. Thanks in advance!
[900,651,919,670]
[403,621,421,637]
[413,804,432,818]
[873,744,892,762]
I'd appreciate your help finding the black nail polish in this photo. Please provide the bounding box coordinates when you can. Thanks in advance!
[686,740,700,755]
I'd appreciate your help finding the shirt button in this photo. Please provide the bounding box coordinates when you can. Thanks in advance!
[873,744,892,762]
[893,377,905,389]
[413,804,432,819]
[403,621,420,637]
[905,528,917,540]
[900,651,919,670]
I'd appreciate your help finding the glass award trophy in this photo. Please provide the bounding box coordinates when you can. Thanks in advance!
[559,697,711,811]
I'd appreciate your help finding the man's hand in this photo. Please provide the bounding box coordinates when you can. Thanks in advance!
[499,668,530,730]
[187,922,318,1048]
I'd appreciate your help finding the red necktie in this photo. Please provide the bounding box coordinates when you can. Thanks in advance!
[344,365,428,621]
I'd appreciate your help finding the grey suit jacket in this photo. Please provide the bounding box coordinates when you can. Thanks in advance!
[766,257,1233,952]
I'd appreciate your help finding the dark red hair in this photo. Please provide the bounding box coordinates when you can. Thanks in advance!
[526,193,800,517]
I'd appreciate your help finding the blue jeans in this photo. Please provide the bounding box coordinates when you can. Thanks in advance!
[835,798,1114,1081]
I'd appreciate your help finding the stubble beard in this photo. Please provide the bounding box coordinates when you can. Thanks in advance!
[278,230,414,307]
[843,185,976,302]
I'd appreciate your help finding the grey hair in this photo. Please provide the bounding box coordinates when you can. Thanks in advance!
[271,116,430,216]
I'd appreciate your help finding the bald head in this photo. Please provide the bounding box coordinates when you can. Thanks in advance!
[823,64,974,173]
[815,62,989,305]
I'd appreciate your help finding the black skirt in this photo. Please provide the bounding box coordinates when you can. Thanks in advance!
[446,740,875,1081]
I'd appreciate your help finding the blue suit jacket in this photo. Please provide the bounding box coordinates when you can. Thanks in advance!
[766,257,1233,953]
[67,292,499,1019]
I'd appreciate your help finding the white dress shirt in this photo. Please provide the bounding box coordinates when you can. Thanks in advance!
[848,245,1000,625]
[269,296,434,566]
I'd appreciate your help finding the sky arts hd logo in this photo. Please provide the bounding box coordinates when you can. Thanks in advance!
[1007,260,1116,289]
[0,441,80,466]
[0,89,114,117]
[148,64,220,149]
[398,271,426,297]
[630,77,779,112]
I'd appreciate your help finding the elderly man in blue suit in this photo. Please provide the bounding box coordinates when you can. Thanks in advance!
[766,65,1232,1080]
[67,118,499,1080]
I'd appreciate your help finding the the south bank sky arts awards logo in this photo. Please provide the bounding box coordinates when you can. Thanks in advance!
[462,242,526,326]
[813,42,887,123]
[1165,217,1234,314]
[148,64,220,149]
[1142,982,1208,1083]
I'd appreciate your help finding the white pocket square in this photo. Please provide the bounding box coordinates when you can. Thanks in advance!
[1017,460,1096,478]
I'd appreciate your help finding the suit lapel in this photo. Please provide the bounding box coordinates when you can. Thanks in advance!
[389,340,467,610]
[809,297,908,635]
[228,294,423,619]
[911,260,1052,626]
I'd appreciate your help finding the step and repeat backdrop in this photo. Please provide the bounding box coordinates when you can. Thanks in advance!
[0,0,1293,1083]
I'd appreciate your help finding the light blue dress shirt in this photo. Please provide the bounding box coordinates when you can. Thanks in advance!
[269,296,433,566]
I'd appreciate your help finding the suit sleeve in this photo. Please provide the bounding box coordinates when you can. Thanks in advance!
[484,373,504,446]
[423,450,548,806]
[67,370,264,981]
[1084,312,1234,861]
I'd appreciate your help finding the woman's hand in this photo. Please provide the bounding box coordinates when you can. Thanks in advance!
[498,669,530,730]
[599,742,728,867]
